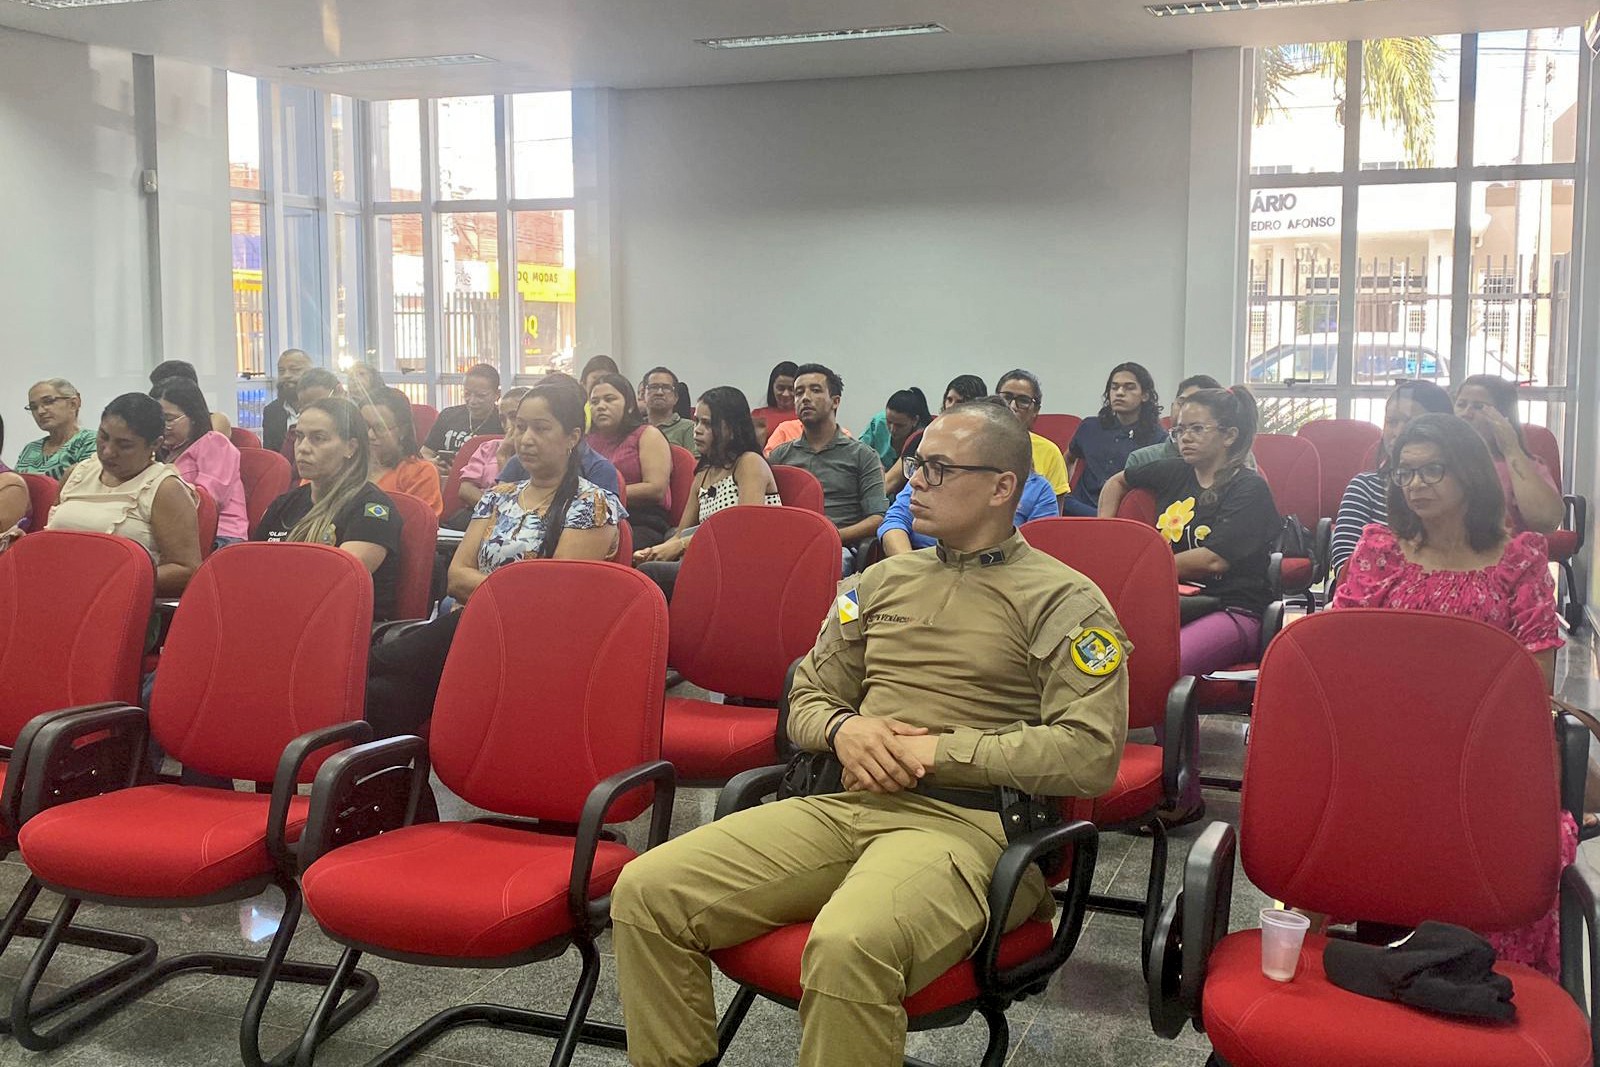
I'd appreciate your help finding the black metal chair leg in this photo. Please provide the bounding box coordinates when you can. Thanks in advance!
[547,936,604,1067]
[1142,819,1168,979]
[708,984,758,1065]
[294,946,365,1067]
[975,1003,1010,1067]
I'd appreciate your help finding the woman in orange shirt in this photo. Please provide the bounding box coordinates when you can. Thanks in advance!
[361,386,444,516]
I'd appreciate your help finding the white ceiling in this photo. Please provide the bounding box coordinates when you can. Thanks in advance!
[0,0,1593,97]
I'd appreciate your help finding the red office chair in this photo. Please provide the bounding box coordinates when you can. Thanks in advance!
[771,465,825,515]
[663,506,840,784]
[1523,424,1587,630]
[1032,413,1082,457]
[613,519,634,564]
[195,486,219,558]
[386,491,440,622]
[709,771,1100,1067]
[409,403,440,447]
[439,433,502,521]
[1116,487,1159,526]
[0,532,159,1029]
[666,444,697,528]
[1251,434,1324,612]
[1148,610,1597,1067]
[1022,517,1195,966]
[9,543,380,1063]
[1296,419,1381,524]
[19,474,59,530]
[230,427,263,450]
[238,449,292,539]
[292,561,674,1067]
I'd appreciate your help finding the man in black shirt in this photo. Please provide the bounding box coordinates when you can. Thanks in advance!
[421,363,504,474]
[262,350,313,454]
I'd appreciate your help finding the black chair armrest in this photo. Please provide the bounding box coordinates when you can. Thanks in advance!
[1179,821,1236,1017]
[976,818,1098,993]
[1162,677,1198,807]
[1260,601,1286,654]
[2,702,132,833]
[1557,713,1588,830]
[16,704,150,828]
[1565,494,1587,551]
[569,759,676,930]
[715,765,789,821]
[1313,517,1332,583]
[371,617,432,646]
[1560,862,1600,1060]
[774,658,805,759]
[267,721,375,872]
[1267,553,1285,598]
[297,733,427,873]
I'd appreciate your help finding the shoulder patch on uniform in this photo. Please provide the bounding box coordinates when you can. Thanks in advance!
[836,588,860,624]
[363,502,390,520]
[1068,626,1123,677]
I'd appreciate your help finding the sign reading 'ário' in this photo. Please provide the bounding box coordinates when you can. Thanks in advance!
[1249,187,1341,237]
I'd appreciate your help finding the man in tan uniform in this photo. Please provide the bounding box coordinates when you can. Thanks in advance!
[611,398,1130,1067]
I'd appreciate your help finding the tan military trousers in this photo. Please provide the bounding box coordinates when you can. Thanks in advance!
[610,789,1049,1067]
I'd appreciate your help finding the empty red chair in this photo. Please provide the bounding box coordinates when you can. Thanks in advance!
[9,543,379,1062]
[1297,418,1381,522]
[293,561,674,1066]
[1022,517,1195,963]
[1522,424,1586,630]
[230,427,263,450]
[18,474,58,530]
[386,491,440,622]
[771,465,825,514]
[439,433,502,520]
[1148,610,1596,1067]
[664,506,840,783]
[1250,433,1323,612]
[238,449,292,539]
[194,486,219,558]
[666,444,697,528]
[409,403,440,448]
[1032,413,1082,456]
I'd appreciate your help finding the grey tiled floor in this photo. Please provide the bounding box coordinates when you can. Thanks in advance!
[0,639,1593,1067]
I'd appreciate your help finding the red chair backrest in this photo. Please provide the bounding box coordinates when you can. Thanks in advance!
[1245,609,1557,930]
[230,427,262,450]
[1522,424,1563,484]
[440,434,502,517]
[1115,487,1158,527]
[1250,434,1320,527]
[613,519,634,564]
[150,543,372,783]
[1032,414,1081,456]
[671,506,841,700]
[1021,518,1179,730]
[431,561,667,823]
[1296,419,1381,521]
[238,448,292,538]
[20,474,59,528]
[410,403,440,447]
[194,486,219,557]
[0,531,154,742]
[771,465,825,515]
[1360,439,1381,472]
[385,491,440,621]
[666,445,697,528]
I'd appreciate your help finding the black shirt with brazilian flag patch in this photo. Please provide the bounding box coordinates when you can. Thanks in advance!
[252,481,404,621]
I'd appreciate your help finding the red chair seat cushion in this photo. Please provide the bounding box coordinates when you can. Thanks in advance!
[1085,743,1163,826]
[1202,931,1591,1067]
[1547,530,1579,561]
[711,918,1054,1018]
[18,785,307,899]
[301,822,635,959]
[1194,663,1257,712]
[1278,557,1312,592]
[661,696,779,782]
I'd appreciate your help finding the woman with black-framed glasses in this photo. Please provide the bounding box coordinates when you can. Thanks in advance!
[17,379,96,480]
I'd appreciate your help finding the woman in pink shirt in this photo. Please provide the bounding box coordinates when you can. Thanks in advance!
[152,378,247,546]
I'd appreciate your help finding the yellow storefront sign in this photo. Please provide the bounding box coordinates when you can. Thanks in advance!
[232,268,262,293]
[489,264,576,303]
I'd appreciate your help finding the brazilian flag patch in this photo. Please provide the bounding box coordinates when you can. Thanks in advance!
[363,503,390,520]
[1069,627,1123,677]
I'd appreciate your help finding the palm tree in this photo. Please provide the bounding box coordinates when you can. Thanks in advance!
[1255,38,1443,167]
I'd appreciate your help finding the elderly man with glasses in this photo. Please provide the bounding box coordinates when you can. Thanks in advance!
[994,368,1072,510]
[640,366,697,452]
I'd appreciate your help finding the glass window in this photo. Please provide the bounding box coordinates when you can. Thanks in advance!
[227,73,261,191]
[231,202,265,377]
[1256,396,1337,435]
[280,84,322,196]
[1353,184,1454,387]
[1475,29,1580,167]
[512,92,574,199]
[374,215,426,375]
[332,213,361,369]
[1251,44,1346,175]
[512,210,576,375]
[439,212,501,372]
[1246,186,1341,385]
[436,96,498,201]
[373,100,422,202]
[1358,36,1460,170]
[1467,179,1575,387]
[329,94,357,201]
[282,207,325,354]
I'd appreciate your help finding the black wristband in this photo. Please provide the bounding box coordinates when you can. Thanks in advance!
[824,711,858,753]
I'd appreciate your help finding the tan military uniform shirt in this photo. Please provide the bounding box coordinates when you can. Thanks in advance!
[788,529,1130,799]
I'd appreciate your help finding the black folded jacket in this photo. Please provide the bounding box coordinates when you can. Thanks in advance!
[1323,921,1516,1021]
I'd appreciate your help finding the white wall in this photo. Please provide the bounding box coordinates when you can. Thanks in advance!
[610,56,1199,430]
[0,27,231,466]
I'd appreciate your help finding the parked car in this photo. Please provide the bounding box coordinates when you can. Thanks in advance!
[1248,334,1444,385]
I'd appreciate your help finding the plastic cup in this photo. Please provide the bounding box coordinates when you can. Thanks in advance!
[1259,908,1310,982]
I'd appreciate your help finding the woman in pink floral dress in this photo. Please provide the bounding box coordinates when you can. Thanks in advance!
[1333,412,1569,978]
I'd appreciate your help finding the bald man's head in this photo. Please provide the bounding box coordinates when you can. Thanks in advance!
[943,398,1033,504]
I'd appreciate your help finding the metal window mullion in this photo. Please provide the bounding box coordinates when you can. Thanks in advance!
[508,197,579,212]
[420,99,442,404]
[263,80,289,363]
[317,90,338,366]
[496,94,516,379]
[1450,35,1479,388]
[1335,39,1363,417]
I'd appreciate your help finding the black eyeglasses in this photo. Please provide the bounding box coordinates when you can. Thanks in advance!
[997,392,1039,412]
[903,454,1003,488]
[1390,462,1448,488]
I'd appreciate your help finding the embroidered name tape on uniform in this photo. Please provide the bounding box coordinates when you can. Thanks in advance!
[1068,626,1123,677]
[837,588,860,624]
[364,503,390,519]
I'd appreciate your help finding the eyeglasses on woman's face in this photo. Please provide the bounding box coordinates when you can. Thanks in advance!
[1390,462,1448,488]
[1168,422,1219,442]
[24,395,70,414]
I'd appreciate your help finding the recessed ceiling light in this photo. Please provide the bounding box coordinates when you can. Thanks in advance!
[286,53,495,74]
[698,23,947,49]
[11,0,164,8]
[1146,0,1361,15]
